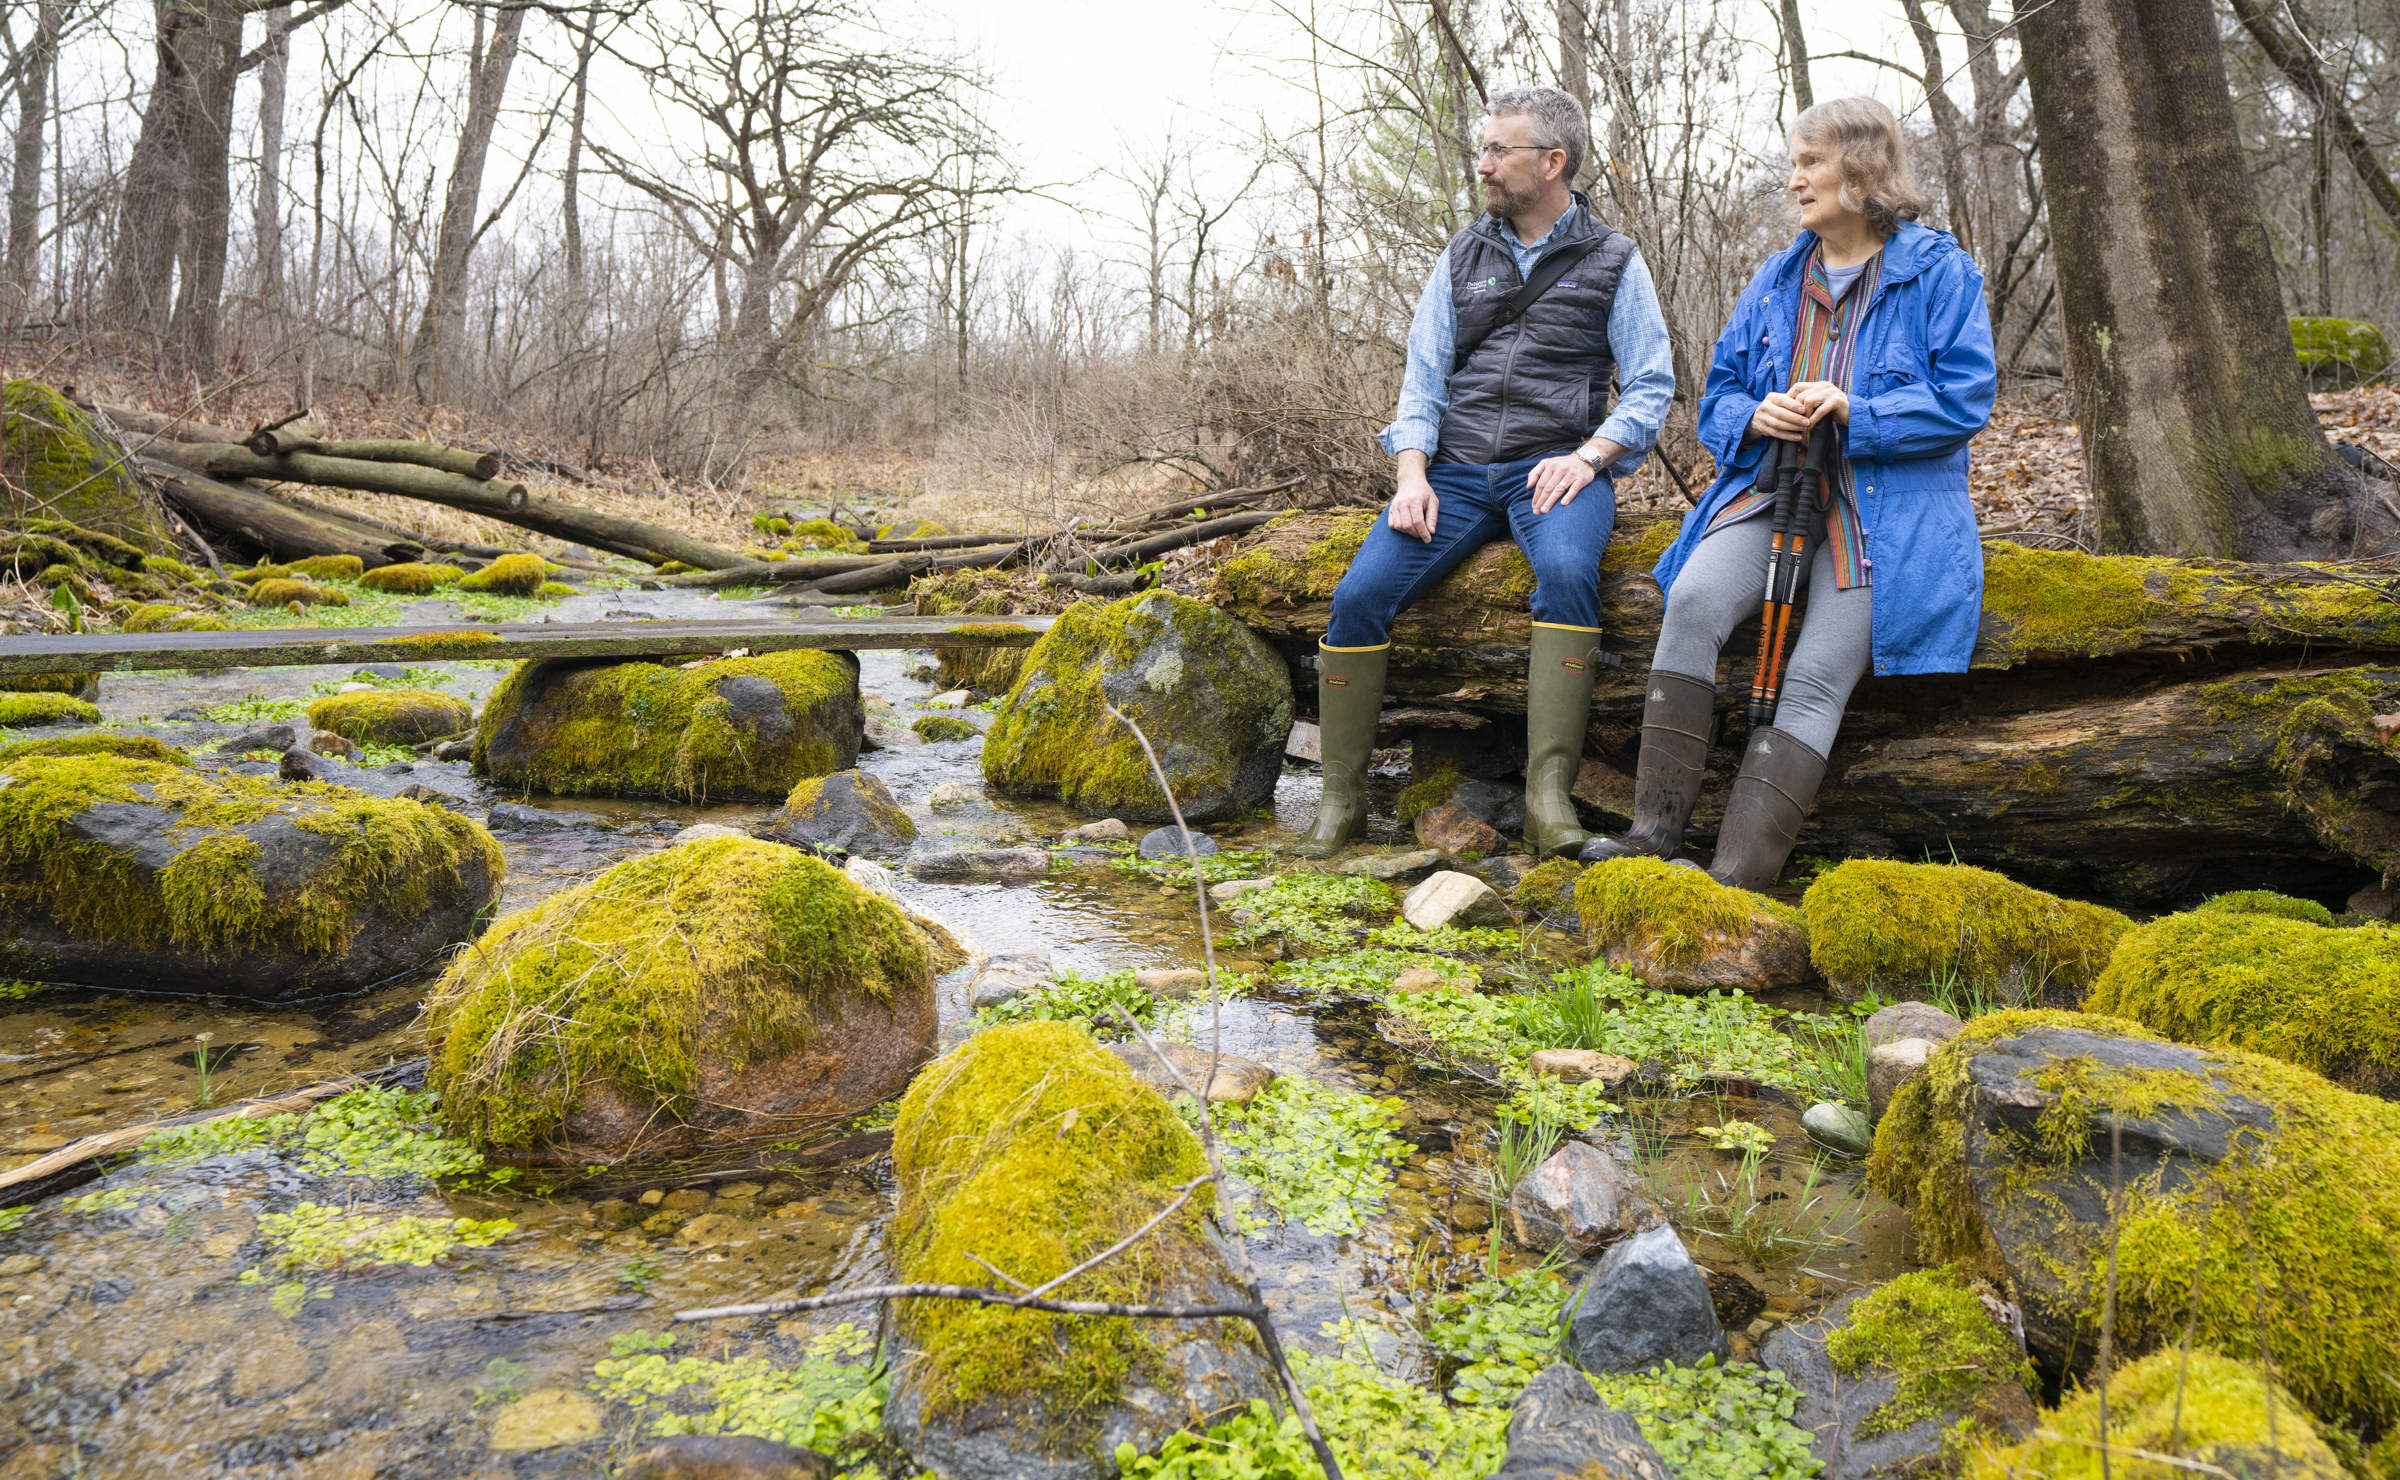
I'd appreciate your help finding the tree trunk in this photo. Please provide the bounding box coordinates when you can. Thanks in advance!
[1778,0,1813,113]
[560,5,597,286]
[1556,0,1595,191]
[107,0,201,338]
[1899,0,1974,255]
[2222,0,2400,237]
[5,0,65,304]
[165,0,242,376]
[152,464,414,566]
[251,0,288,302]
[409,2,526,401]
[2017,0,2353,559]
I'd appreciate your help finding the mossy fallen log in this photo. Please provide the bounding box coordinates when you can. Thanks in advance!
[1209,513,2400,901]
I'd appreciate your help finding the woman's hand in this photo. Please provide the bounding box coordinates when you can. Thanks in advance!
[1789,380,1851,427]
[1750,391,1813,442]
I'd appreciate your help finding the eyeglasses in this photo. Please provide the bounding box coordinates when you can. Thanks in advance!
[1477,143,1554,162]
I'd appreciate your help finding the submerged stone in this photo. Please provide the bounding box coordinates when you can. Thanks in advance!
[0,752,500,999]
[1801,1101,1872,1155]
[760,769,916,857]
[485,1389,603,1451]
[474,650,862,803]
[1138,825,1219,859]
[424,836,935,1162]
[1506,1141,1655,1256]
[1109,1038,1275,1106]
[1489,1363,1673,1480]
[618,1434,833,1479]
[1563,1223,1728,1374]
[910,847,1049,883]
[983,590,1294,823]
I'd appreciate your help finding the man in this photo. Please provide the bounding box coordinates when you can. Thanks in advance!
[1295,85,1676,859]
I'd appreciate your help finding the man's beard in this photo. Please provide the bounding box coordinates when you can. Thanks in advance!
[1485,177,1540,220]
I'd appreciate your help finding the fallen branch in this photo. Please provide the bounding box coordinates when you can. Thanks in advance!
[660,555,894,589]
[1120,477,1304,527]
[865,533,1024,553]
[1082,510,1281,567]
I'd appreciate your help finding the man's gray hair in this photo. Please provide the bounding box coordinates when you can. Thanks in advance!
[1488,86,1588,182]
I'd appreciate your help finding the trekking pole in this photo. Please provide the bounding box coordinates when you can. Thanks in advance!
[1746,436,1802,727]
[1756,418,1841,725]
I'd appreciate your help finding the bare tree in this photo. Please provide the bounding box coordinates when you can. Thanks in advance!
[249,0,288,301]
[1,0,76,307]
[409,0,528,401]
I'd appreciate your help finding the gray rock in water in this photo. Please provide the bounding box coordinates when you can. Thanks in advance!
[429,737,475,762]
[352,664,410,681]
[163,707,207,723]
[280,747,344,783]
[397,783,459,810]
[1450,778,1527,834]
[758,770,916,857]
[910,847,1051,883]
[1337,848,1444,882]
[617,1434,831,1479]
[1762,1287,2037,1479]
[1802,1101,1873,1155]
[1060,817,1131,842]
[1138,826,1219,859]
[670,822,751,845]
[1506,1141,1658,1257]
[1864,1002,1964,1049]
[486,800,604,832]
[217,722,300,755]
[1564,1223,1729,1374]
[1489,1363,1672,1480]
[308,729,360,759]
[1868,1038,1937,1125]
[967,948,1054,1009]
[1110,1039,1275,1105]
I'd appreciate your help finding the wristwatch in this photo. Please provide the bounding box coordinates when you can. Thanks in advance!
[1574,443,1608,473]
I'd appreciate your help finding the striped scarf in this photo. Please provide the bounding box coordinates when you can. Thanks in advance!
[1707,245,1882,587]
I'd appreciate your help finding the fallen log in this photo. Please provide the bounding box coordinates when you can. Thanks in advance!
[1084,509,1281,567]
[1122,476,1304,526]
[86,400,246,445]
[661,555,893,589]
[865,533,1023,553]
[810,554,936,595]
[244,416,328,455]
[151,463,410,569]
[142,441,750,570]
[312,438,501,480]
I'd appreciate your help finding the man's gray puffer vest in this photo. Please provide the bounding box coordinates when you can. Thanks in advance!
[1435,197,1635,466]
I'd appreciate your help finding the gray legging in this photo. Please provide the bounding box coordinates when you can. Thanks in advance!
[1649,512,1873,759]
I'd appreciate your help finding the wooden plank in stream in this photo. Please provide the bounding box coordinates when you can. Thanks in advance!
[0,616,1054,676]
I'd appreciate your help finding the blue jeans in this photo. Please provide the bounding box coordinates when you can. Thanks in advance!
[1324,453,1618,648]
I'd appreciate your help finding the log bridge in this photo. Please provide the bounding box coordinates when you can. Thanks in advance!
[0,615,1054,676]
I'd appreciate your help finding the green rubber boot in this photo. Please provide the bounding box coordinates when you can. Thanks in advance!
[1293,642,1388,859]
[1523,624,1601,858]
[1705,725,1828,891]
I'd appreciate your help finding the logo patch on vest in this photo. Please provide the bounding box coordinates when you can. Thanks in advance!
[1559,280,1579,288]
[1326,675,1348,688]
[1560,658,1586,673]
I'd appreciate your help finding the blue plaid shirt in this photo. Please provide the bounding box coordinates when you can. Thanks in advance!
[1378,205,1676,478]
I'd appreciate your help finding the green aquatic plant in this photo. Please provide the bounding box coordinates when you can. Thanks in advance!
[1120,1350,1509,1480]
[1215,1074,1412,1235]
[1221,873,1396,951]
[198,695,307,724]
[1112,846,1274,887]
[971,968,1172,1041]
[1699,1120,1775,1155]
[247,1200,514,1272]
[1494,1075,1618,1130]
[1422,1267,1572,1405]
[591,1322,888,1456]
[1364,921,1523,956]
[293,1086,485,1178]
[1267,948,1461,994]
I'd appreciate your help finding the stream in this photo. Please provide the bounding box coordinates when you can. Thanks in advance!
[0,609,1914,1478]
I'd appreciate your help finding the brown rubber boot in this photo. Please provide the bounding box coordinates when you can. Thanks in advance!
[1704,725,1828,890]
[1292,643,1389,859]
[1523,624,1601,858]
[1578,670,1716,864]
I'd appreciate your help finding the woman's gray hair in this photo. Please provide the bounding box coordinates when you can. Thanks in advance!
[1791,96,1932,239]
[1489,86,1588,183]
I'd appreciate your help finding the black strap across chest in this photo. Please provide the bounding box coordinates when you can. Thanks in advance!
[1449,234,1607,374]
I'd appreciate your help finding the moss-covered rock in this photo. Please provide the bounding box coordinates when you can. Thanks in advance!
[534,581,577,599]
[1965,1349,2344,1479]
[473,651,861,803]
[0,692,98,727]
[288,554,363,582]
[120,603,180,632]
[456,553,547,595]
[877,519,949,539]
[1575,857,1809,992]
[1509,856,1584,925]
[1866,1010,2400,1426]
[307,688,474,747]
[2192,888,2335,926]
[760,769,916,857]
[782,518,864,555]
[1396,768,1461,825]
[359,562,466,594]
[912,713,979,743]
[0,671,95,696]
[2291,315,2391,390]
[1804,860,2132,1003]
[249,577,347,608]
[0,753,500,999]
[883,1021,1273,1478]
[0,382,176,555]
[983,590,1293,824]
[0,734,185,764]
[425,836,933,1160]
[2087,908,2400,1092]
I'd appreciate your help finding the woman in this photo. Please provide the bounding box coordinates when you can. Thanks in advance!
[1581,96,1996,887]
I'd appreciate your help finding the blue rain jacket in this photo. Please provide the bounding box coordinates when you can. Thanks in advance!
[1655,220,1997,677]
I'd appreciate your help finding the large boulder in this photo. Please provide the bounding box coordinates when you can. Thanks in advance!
[883,1021,1275,1479]
[2088,907,2400,1095]
[424,836,934,1162]
[473,651,862,803]
[1868,1009,2400,1427]
[0,752,500,999]
[759,769,916,857]
[1805,860,2131,1003]
[981,590,1293,823]
[1761,1267,2037,1478]
[1576,857,1810,993]
[306,688,474,746]
[1966,1349,2344,1479]
[1,382,177,554]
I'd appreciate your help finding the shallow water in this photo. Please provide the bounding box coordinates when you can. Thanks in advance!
[0,636,1911,1477]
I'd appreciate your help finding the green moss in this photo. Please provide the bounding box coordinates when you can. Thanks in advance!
[782,519,866,555]
[380,630,499,656]
[1508,857,1584,919]
[0,734,185,764]
[2291,316,2391,389]
[232,563,294,583]
[1210,510,1377,621]
[307,688,474,746]
[359,562,466,594]
[0,692,97,726]
[888,1020,1229,1438]
[455,553,547,595]
[427,837,929,1149]
[288,554,363,582]
[1598,517,1679,577]
[2193,889,2335,926]
[1575,857,1801,971]
[1977,543,2204,664]
[0,381,174,555]
[473,649,857,802]
[1396,768,1461,825]
[912,714,978,743]
[120,603,180,632]
[144,555,199,583]
[0,752,499,961]
[248,577,347,608]
[1965,1349,2343,1479]
[0,672,91,699]
[167,613,228,632]
[1867,1009,2400,1428]
[1804,860,2131,1000]
[877,520,949,539]
[982,590,1291,818]
[2088,909,2400,1087]
[910,569,1019,617]
[535,581,577,598]
[1824,1265,2033,1438]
